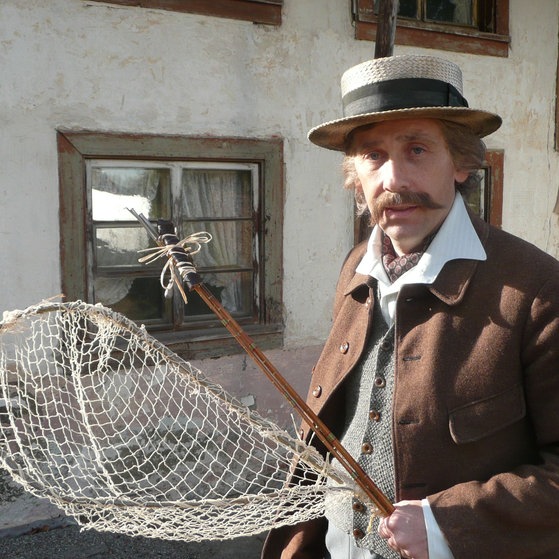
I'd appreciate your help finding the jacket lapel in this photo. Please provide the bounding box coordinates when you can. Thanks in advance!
[427,211,491,306]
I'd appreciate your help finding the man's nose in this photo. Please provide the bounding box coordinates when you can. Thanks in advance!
[381,158,409,192]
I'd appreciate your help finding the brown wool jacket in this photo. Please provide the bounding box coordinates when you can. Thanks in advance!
[262,214,559,559]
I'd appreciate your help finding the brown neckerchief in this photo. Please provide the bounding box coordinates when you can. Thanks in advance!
[381,232,435,283]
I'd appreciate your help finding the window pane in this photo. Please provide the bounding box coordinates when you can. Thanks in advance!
[399,0,419,18]
[91,167,171,221]
[94,276,167,321]
[426,0,473,25]
[95,226,155,268]
[180,169,253,219]
[183,271,254,319]
[178,220,254,270]
[374,0,419,19]
[373,0,473,25]
[463,171,486,219]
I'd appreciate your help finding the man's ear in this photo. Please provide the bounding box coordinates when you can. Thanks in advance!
[354,177,363,192]
[454,169,470,184]
[354,179,367,211]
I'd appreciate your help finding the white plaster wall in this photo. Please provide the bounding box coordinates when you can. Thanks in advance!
[1,0,559,349]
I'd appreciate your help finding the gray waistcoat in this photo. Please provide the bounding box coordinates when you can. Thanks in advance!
[325,299,398,559]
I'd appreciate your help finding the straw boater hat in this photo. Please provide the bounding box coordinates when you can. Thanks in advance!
[308,54,502,151]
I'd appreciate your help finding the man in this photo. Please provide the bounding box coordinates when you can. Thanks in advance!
[262,54,559,559]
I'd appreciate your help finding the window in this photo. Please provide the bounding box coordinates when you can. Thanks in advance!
[58,132,284,358]
[353,149,504,243]
[353,0,510,57]
[87,0,283,25]
[464,149,504,227]
[555,49,559,154]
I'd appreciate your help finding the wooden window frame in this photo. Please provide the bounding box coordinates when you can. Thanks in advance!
[555,49,559,154]
[86,0,283,25]
[482,149,504,227]
[353,0,510,58]
[57,131,284,359]
[354,148,504,243]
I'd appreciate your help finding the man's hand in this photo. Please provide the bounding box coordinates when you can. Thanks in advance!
[378,500,428,559]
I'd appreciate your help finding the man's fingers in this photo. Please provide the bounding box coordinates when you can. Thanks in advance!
[378,519,399,552]
[377,501,428,559]
[378,517,389,538]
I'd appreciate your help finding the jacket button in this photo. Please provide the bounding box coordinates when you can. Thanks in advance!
[339,342,350,354]
[312,385,322,398]
[374,376,386,388]
[365,297,372,308]
[361,442,373,454]
[369,409,381,422]
[353,528,365,539]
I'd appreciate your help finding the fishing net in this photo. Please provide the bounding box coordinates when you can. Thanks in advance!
[0,300,354,542]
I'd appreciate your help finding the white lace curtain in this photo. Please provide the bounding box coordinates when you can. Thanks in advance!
[179,169,252,314]
[92,166,252,314]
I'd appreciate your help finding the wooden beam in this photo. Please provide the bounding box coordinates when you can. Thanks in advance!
[86,0,282,26]
[374,0,399,58]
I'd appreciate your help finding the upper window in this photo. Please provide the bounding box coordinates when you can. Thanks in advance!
[58,132,284,359]
[86,0,283,25]
[376,0,486,27]
[353,0,510,57]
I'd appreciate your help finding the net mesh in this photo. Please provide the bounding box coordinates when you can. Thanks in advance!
[0,300,354,541]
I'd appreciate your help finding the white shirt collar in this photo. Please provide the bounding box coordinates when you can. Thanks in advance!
[356,192,486,289]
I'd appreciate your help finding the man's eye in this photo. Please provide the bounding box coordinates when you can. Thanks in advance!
[411,146,425,155]
[364,152,381,161]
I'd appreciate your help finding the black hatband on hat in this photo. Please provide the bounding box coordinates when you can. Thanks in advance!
[342,78,469,119]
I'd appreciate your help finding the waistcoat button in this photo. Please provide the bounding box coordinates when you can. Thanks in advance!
[312,385,322,398]
[339,342,350,354]
[374,376,386,388]
[352,500,366,513]
[353,528,365,539]
[361,442,373,454]
[369,409,381,422]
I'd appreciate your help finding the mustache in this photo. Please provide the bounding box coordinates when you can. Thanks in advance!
[369,191,445,224]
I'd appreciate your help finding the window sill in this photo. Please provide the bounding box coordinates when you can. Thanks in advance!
[355,21,510,58]
[155,322,284,360]
[87,0,282,25]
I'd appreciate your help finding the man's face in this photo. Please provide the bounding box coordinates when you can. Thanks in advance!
[350,118,469,255]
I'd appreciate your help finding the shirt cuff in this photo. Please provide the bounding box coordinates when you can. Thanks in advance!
[421,499,455,559]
